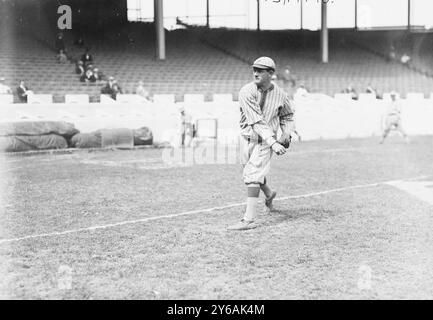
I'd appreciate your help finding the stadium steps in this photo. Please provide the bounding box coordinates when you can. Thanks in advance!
[2,25,433,99]
[200,29,433,96]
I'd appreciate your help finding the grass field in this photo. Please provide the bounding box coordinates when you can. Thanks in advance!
[1,135,433,300]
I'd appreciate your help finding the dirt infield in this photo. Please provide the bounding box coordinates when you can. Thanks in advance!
[1,136,433,299]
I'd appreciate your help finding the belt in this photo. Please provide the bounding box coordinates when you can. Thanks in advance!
[245,136,263,143]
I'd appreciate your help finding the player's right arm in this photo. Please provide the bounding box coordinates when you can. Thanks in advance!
[239,86,278,148]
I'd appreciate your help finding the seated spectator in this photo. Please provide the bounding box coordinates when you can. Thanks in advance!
[92,68,105,82]
[57,49,68,63]
[16,80,32,103]
[80,48,94,67]
[101,78,123,100]
[279,65,296,88]
[365,83,381,99]
[101,76,115,95]
[0,77,12,94]
[401,54,410,64]
[135,81,152,102]
[342,84,358,100]
[365,83,376,95]
[80,69,96,83]
[74,35,84,47]
[101,77,123,99]
[75,61,85,76]
[55,32,65,54]
[85,64,95,77]
[111,82,123,100]
[294,82,309,100]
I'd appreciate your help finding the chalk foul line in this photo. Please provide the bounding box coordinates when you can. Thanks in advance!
[0,175,430,245]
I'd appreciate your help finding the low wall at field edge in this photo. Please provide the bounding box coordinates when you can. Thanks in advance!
[1,95,432,145]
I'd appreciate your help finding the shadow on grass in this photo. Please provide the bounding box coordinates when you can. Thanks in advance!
[260,207,335,227]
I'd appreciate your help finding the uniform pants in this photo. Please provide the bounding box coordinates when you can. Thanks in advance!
[240,136,272,185]
[383,114,406,136]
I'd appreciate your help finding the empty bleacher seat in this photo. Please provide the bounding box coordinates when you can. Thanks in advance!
[212,94,233,102]
[153,94,175,104]
[0,94,14,104]
[183,94,205,103]
[65,94,90,104]
[27,94,53,104]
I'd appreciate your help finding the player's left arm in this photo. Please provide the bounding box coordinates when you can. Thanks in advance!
[278,95,295,148]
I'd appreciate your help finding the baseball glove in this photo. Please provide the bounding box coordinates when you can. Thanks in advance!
[278,134,292,149]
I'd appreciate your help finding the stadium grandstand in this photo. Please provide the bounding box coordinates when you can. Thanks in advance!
[1,0,433,103]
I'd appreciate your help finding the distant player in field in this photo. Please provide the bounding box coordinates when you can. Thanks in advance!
[178,106,194,147]
[380,91,410,144]
[227,57,294,231]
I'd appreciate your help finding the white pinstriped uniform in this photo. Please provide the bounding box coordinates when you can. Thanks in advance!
[238,82,294,185]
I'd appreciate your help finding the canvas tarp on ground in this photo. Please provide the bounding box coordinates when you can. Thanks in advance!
[0,135,68,152]
[0,121,79,139]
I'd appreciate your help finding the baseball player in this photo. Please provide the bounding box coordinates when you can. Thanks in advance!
[227,56,294,231]
[379,91,410,144]
[178,106,194,147]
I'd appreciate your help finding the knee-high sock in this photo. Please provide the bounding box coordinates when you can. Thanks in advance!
[244,184,260,222]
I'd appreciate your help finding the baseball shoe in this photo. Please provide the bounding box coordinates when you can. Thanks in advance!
[265,191,277,213]
[227,219,258,231]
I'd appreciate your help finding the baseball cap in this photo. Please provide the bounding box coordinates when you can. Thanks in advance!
[252,57,276,71]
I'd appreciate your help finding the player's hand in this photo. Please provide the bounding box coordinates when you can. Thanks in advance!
[278,133,292,149]
[271,142,286,155]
